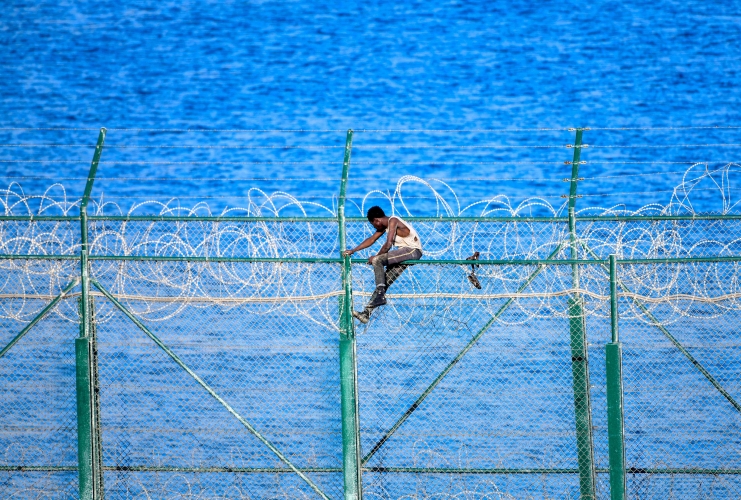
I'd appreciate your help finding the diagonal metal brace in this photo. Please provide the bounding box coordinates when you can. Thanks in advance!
[0,279,79,359]
[580,242,741,414]
[91,279,331,500]
[362,242,566,464]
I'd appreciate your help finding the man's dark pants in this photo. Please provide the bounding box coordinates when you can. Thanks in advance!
[365,247,423,311]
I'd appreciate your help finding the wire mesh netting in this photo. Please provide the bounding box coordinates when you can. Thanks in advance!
[354,263,585,498]
[616,263,741,499]
[93,261,344,499]
[0,260,79,498]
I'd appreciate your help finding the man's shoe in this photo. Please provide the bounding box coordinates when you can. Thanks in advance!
[353,310,370,324]
[466,251,482,289]
[367,287,387,308]
[468,273,482,289]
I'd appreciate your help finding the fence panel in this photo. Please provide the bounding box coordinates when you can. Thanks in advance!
[576,218,741,266]
[87,218,340,259]
[580,263,612,500]
[91,259,344,499]
[619,262,741,499]
[353,258,598,498]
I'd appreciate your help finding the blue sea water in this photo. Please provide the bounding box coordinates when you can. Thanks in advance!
[4,0,741,130]
[2,2,741,500]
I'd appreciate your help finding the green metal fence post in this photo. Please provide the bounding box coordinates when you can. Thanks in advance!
[567,128,597,499]
[338,130,362,500]
[606,255,627,500]
[75,334,94,498]
[76,127,106,500]
[362,243,566,465]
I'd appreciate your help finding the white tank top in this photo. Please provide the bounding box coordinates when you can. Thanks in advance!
[390,216,423,251]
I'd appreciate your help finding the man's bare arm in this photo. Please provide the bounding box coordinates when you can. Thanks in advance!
[342,230,385,256]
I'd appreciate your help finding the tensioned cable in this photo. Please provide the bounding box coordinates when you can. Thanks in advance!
[0,126,739,132]
[579,186,740,198]
[0,160,573,165]
[590,144,741,149]
[81,194,566,200]
[0,175,567,182]
[359,126,741,132]
[352,126,741,132]
[0,127,573,132]
[0,161,722,168]
[3,289,741,305]
[0,144,576,149]
[356,290,741,304]
[581,161,728,164]
[0,180,719,199]
[587,126,741,131]
[0,144,347,149]
[579,170,704,181]
[3,143,741,149]
[0,171,692,182]
[347,128,575,132]
[0,128,351,133]
[0,160,717,165]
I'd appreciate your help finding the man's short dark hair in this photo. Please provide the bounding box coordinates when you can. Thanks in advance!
[367,206,385,222]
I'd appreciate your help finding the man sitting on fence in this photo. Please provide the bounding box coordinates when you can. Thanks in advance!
[342,206,423,324]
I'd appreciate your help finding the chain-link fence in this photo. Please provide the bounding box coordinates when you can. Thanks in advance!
[2,127,741,499]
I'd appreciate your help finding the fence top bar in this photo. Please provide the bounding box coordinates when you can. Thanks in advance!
[87,256,344,263]
[80,128,106,213]
[577,214,741,221]
[5,125,739,132]
[0,254,80,260]
[0,216,81,221]
[89,215,340,222]
[370,256,741,265]
[618,256,741,264]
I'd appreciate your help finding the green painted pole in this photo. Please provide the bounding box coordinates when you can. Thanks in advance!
[566,128,597,500]
[79,128,106,340]
[568,295,596,500]
[76,334,94,499]
[88,296,105,496]
[338,130,363,500]
[609,256,619,345]
[76,127,106,500]
[606,255,627,500]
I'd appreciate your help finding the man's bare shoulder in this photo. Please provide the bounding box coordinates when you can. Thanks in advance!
[388,216,407,228]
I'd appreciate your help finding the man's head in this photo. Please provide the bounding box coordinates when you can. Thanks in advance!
[366,206,386,231]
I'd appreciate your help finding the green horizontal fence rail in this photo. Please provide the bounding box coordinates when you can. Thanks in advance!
[8,214,741,222]
[1,127,741,500]
[606,255,627,500]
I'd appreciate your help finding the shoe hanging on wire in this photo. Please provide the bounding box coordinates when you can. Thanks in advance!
[466,251,482,289]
